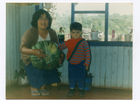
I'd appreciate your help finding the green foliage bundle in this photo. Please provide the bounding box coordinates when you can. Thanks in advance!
[14,69,27,79]
[14,60,26,79]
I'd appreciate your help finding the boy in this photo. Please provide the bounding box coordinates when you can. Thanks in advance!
[59,22,91,97]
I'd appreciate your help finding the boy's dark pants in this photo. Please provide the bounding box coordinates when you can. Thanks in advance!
[68,60,86,90]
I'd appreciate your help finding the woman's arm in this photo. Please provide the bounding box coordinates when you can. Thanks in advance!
[21,47,45,60]
[20,27,38,52]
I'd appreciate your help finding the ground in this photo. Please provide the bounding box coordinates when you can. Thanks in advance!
[6,84,132,99]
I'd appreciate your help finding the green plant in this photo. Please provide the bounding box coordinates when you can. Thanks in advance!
[14,60,27,79]
[14,69,27,79]
[30,40,61,70]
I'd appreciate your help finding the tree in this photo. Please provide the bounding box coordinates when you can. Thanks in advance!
[50,7,133,36]
[43,3,57,20]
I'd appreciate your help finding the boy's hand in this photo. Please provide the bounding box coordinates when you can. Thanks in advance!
[59,53,65,64]
[85,66,89,70]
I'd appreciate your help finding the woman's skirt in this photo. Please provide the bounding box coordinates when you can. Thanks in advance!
[24,63,60,88]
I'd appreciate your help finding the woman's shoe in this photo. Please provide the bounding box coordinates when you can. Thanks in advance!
[31,90,41,96]
[51,83,60,86]
[40,90,49,96]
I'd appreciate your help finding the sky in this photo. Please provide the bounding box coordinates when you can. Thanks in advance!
[55,3,133,16]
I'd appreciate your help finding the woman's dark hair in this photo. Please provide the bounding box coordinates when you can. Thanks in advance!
[31,9,52,29]
[70,22,82,32]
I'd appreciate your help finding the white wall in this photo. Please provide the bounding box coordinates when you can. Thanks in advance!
[61,46,132,90]
[6,4,35,85]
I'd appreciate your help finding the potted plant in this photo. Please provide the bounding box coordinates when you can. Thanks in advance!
[14,60,29,86]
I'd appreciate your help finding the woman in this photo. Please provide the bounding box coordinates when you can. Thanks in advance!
[20,9,64,96]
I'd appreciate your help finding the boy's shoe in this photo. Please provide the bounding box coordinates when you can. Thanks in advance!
[67,89,75,97]
[79,89,85,97]
[51,83,60,86]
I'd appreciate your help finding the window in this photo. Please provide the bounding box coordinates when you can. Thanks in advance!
[43,3,71,41]
[71,3,132,46]
[42,3,132,46]
[74,3,105,41]
[75,14,105,41]
[75,3,105,11]
[108,3,133,42]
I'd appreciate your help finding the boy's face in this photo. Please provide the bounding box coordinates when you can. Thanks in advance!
[70,29,82,39]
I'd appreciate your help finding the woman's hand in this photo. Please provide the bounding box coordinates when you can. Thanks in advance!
[21,47,45,60]
[59,53,65,64]
[34,49,46,60]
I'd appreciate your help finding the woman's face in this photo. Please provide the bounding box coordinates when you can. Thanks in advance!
[37,13,49,30]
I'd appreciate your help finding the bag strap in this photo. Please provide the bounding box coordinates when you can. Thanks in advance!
[68,39,85,62]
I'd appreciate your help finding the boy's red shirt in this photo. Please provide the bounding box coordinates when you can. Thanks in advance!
[64,37,83,60]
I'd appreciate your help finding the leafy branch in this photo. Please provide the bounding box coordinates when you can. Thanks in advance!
[14,69,27,79]
[14,60,27,79]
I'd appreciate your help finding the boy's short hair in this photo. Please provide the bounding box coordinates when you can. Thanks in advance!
[70,22,82,32]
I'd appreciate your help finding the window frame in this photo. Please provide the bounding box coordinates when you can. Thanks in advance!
[37,3,132,47]
[71,3,132,47]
